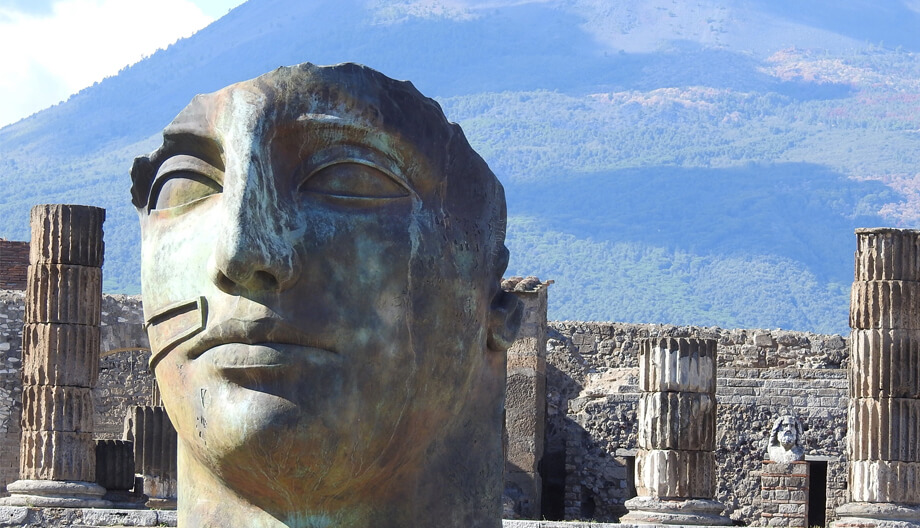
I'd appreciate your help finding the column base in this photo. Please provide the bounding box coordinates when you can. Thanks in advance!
[0,480,111,508]
[833,502,920,528]
[101,489,149,509]
[621,497,732,525]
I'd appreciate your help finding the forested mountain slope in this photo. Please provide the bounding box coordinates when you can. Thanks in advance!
[3,0,920,334]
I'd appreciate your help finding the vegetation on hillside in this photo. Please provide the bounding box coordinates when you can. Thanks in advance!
[3,0,920,334]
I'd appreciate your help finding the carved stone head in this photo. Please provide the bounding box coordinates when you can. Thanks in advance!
[767,414,805,463]
[130,62,521,527]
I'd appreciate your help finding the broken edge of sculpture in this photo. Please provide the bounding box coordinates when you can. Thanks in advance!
[834,228,920,528]
[131,62,522,527]
[622,337,732,526]
[1,204,110,508]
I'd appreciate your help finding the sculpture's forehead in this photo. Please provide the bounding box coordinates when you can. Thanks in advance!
[166,72,419,145]
[160,71,449,188]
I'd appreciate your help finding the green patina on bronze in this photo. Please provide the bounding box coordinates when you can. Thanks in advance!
[130,62,521,527]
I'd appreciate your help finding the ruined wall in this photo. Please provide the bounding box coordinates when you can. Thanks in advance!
[0,292,149,495]
[545,322,849,525]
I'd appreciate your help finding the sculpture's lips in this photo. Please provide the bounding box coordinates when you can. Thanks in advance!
[200,343,333,367]
[186,317,336,363]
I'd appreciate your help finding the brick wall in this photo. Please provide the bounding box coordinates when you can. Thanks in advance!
[0,241,28,290]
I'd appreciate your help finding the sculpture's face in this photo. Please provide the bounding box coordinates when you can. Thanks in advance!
[131,64,513,515]
[775,417,798,449]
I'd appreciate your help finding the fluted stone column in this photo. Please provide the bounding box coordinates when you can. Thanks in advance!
[124,406,178,508]
[1,205,108,507]
[836,228,920,528]
[622,337,731,525]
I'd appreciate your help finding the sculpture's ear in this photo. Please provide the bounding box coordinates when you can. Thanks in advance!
[487,248,523,352]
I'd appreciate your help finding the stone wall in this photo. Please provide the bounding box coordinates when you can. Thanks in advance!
[0,292,149,495]
[0,291,25,495]
[545,322,849,525]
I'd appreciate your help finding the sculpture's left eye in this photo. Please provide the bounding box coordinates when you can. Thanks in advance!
[151,173,222,210]
[149,155,223,211]
[300,161,409,201]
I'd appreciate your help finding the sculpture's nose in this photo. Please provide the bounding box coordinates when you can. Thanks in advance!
[209,231,300,294]
[207,168,301,294]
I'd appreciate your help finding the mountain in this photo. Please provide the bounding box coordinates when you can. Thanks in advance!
[3,0,920,334]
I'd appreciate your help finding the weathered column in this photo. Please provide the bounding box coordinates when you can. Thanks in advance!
[502,276,550,519]
[95,439,144,507]
[835,228,920,528]
[1,204,108,507]
[124,405,177,508]
[622,337,731,525]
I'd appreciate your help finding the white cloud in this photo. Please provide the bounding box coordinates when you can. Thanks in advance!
[0,0,213,128]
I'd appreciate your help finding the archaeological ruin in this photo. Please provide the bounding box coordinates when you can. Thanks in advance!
[0,69,919,526]
[4,223,919,526]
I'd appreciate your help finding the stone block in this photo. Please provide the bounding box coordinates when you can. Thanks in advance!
[506,372,539,409]
[636,392,716,451]
[850,328,920,399]
[635,449,716,499]
[21,323,100,387]
[25,264,101,325]
[506,438,540,473]
[762,461,809,476]
[850,280,920,330]
[849,460,920,504]
[95,439,135,491]
[19,430,95,481]
[20,385,94,433]
[854,228,920,282]
[506,349,545,372]
[848,397,920,461]
[29,204,105,267]
[754,333,776,347]
[639,338,717,393]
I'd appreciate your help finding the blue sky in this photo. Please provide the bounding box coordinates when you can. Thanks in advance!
[0,0,245,128]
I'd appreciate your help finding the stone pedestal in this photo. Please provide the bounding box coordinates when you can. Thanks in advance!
[836,228,920,528]
[1,205,107,508]
[622,337,730,525]
[502,277,550,519]
[124,406,177,508]
[761,461,809,527]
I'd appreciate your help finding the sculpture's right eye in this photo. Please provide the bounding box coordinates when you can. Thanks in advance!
[149,155,223,211]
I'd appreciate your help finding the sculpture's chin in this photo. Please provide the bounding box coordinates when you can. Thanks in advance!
[173,376,423,512]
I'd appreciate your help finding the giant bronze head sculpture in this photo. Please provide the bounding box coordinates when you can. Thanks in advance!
[130,62,521,527]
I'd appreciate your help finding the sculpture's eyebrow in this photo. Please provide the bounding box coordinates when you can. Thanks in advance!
[154,125,225,172]
[294,113,420,173]
[295,113,406,151]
